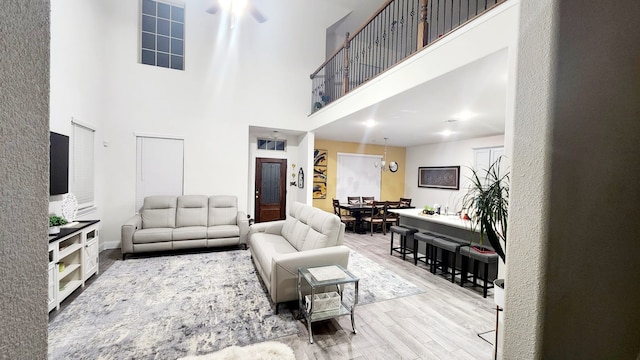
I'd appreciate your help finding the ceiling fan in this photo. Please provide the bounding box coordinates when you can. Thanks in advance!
[206,0,267,24]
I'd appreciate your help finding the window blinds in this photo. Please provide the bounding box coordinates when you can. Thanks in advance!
[72,123,95,209]
[336,153,382,202]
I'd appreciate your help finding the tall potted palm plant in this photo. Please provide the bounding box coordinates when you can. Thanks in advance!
[462,156,509,307]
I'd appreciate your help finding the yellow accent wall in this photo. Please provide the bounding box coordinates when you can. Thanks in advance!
[313,139,406,212]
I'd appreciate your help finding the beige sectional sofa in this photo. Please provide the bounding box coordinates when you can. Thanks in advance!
[121,195,249,259]
[248,201,349,310]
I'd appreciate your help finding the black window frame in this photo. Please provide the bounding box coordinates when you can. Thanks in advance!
[140,0,185,71]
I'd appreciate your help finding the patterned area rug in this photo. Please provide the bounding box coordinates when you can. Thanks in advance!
[48,248,423,359]
[347,250,424,304]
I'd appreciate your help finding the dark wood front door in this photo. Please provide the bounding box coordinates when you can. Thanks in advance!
[255,158,286,223]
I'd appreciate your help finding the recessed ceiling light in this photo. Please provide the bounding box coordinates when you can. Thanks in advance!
[441,130,453,136]
[364,119,376,127]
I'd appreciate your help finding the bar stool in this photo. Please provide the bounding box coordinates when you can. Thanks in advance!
[460,245,498,298]
[430,237,463,283]
[389,225,418,261]
[413,232,438,267]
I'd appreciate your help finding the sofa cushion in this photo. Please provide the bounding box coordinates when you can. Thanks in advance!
[300,229,331,251]
[296,205,316,225]
[289,201,304,218]
[280,218,297,243]
[208,195,238,226]
[250,233,297,281]
[141,196,177,229]
[207,225,239,238]
[133,228,173,243]
[176,195,208,227]
[306,208,341,247]
[281,219,311,251]
[173,226,207,241]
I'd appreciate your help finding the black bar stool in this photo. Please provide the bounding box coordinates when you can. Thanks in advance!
[460,245,499,298]
[413,232,438,267]
[430,236,463,283]
[389,225,418,261]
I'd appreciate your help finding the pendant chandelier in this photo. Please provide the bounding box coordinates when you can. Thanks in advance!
[381,137,389,171]
[375,137,398,173]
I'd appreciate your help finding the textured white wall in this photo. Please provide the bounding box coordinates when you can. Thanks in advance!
[0,2,50,359]
[505,0,640,358]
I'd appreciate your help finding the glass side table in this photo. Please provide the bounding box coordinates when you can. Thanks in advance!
[297,264,359,344]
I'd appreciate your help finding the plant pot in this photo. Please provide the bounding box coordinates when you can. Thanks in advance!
[493,279,505,308]
[49,226,60,235]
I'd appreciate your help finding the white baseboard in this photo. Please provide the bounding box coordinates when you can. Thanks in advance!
[100,240,121,252]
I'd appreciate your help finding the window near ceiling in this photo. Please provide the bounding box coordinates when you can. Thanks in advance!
[257,138,287,151]
[71,121,95,212]
[140,0,185,70]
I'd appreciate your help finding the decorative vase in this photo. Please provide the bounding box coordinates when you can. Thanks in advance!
[49,226,60,235]
[494,279,505,308]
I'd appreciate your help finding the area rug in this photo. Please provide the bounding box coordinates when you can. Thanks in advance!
[48,250,299,359]
[347,250,424,305]
[179,341,295,360]
[48,248,423,359]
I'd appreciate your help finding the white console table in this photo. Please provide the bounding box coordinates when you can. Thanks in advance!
[48,220,100,312]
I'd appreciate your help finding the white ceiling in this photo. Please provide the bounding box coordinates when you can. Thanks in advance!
[312,49,509,148]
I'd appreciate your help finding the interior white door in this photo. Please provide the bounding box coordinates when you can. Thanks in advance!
[135,136,184,212]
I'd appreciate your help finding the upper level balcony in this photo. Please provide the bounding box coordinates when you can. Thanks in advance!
[307,0,518,148]
[310,0,507,114]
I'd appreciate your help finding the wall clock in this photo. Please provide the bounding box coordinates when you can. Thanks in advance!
[389,161,399,173]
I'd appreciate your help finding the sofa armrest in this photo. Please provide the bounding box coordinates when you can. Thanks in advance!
[270,245,351,304]
[248,220,285,240]
[237,211,249,244]
[121,214,142,255]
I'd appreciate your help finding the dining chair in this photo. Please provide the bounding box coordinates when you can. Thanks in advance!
[333,199,356,232]
[361,196,375,205]
[385,200,401,229]
[347,196,361,204]
[362,200,388,235]
[399,197,412,207]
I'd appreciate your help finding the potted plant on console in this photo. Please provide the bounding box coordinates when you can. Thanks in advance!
[49,215,67,235]
[462,156,509,308]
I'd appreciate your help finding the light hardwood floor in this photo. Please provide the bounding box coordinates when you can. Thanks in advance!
[278,230,497,360]
[50,231,497,359]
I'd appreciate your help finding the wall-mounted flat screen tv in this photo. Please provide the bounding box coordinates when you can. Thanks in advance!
[50,131,69,195]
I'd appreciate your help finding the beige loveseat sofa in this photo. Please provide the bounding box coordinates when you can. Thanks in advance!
[121,195,249,259]
[248,202,349,310]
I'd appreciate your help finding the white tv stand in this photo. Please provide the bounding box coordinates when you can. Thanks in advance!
[48,220,100,312]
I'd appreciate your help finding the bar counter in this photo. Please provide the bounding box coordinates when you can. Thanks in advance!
[387,208,498,288]
[387,208,477,241]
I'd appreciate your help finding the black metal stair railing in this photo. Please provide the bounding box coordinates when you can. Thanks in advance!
[310,0,505,114]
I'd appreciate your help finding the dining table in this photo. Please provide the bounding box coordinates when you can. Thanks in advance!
[339,202,415,234]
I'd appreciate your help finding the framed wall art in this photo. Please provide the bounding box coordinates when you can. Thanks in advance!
[418,166,460,190]
[313,149,328,199]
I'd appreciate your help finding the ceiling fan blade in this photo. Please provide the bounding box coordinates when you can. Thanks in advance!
[248,4,267,23]
[205,3,220,14]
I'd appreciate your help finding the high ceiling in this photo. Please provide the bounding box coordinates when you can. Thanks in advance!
[312,49,509,147]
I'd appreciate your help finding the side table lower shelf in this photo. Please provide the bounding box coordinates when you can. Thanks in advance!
[297,265,359,344]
